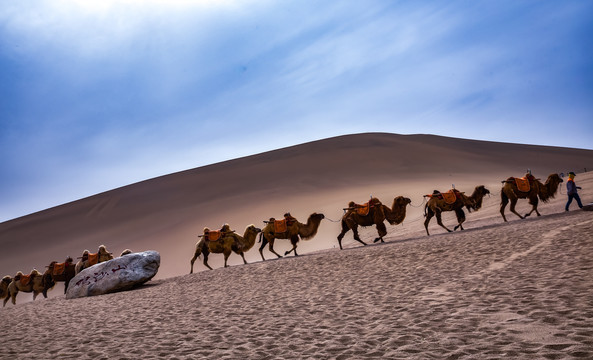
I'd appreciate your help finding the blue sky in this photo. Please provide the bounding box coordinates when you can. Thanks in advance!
[1,0,592,222]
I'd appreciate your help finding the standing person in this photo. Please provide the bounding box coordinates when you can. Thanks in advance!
[565,171,583,211]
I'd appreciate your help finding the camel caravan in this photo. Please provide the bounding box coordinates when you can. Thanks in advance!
[2,172,567,305]
[1,244,132,306]
[189,172,566,272]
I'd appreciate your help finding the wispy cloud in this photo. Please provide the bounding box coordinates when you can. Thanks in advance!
[1,0,592,220]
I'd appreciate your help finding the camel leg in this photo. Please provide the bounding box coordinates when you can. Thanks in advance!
[3,295,9,307]
[349,224,367,247]
[202,251,213,270]
[424,208,434,236]
[500,192,509,222]
[190,250,200,274]
[266,239,284,259]
[64,280,70,294]
[239,252,248,265]
[525,196,540,218]
[373,222,387,243]
[284,236,299,256]
[223,251,231,268]
[453,208,466,231]
[258,237,268,261]
[509,198,524,220]
[337,220,350,250]
[435,209,452,233]
[10,290,17,305]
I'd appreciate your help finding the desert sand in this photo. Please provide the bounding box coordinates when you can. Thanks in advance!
[1,133,592,358]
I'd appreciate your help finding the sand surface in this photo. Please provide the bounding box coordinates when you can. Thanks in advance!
[1,209,592,359]
[1,133,593,358]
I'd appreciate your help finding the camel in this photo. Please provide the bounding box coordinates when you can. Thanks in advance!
[190,224,262,272]
[1,276,12,306]
[120,249,133,256]
[5,269,51,306]
[75,245,114,274]
[500,173,563,222]
[337,196,412,249]
[46,257,76,294]
[424,185,490,235]
[258,212,325,260]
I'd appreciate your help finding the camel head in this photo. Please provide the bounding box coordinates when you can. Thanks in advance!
[539,173,563,202]
[246,224,262,233]
[546,173,562,184]
[467,185,490,212]
[65,256,74,264]
[309,213,325,222]
[394,196,412,207]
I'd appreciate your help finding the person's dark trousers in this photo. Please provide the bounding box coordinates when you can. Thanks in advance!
[566,194,583,211]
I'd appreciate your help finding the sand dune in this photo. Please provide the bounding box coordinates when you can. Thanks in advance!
[1,133,592,298]
[1,133,593,358]
[1,199,591,358]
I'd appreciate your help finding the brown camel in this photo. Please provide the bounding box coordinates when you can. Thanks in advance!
[75,244,114,274]
[500,173,563,222]
[337,196,411,249]
[424,185,490,235]
[190,224,262,272]
[258,213,325,260]
[5,269,52,306]
[46,257,76,294]
[1,276,12,306]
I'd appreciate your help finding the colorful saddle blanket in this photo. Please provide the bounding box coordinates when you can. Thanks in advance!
[514,177,531,192]
[441,190,458,205]
[274,220,288,234]
[52,262,67,276]
[87,253,99,266]
[426,190,459,205]
[19,274,32,286]
[355,203,370,216]
[207,230,222,241]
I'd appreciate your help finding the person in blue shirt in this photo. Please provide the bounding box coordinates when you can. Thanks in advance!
[565,171,583,211]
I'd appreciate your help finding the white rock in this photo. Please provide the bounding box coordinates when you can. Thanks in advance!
[66,250,160,299]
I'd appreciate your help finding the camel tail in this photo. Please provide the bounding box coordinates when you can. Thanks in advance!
[258,232,263,243]
[423,203,428,218]
[501,189,508,204]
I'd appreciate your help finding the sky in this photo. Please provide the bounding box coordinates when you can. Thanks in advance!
[1,0,592,222]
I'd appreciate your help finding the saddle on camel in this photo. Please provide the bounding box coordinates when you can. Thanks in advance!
[424,189,462,205]
[80,252,100,267]
[344,198,380,216]
[264,213,297,235]
[16,273,33,286]
[503,174,536,193]
[51,258,75,281]
[201,224,235,242]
